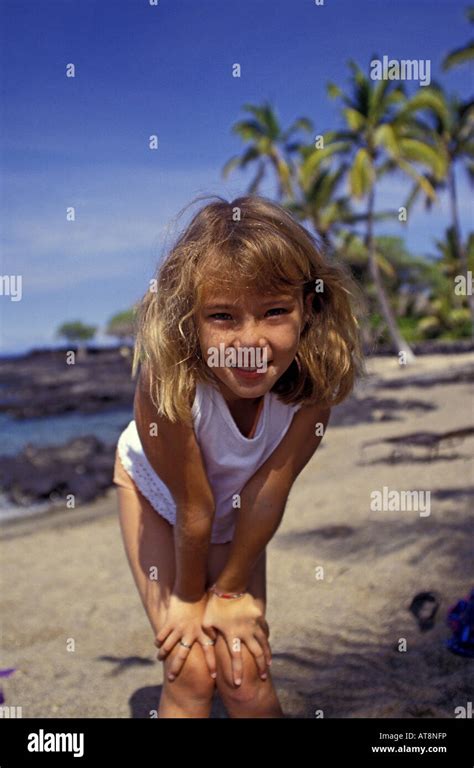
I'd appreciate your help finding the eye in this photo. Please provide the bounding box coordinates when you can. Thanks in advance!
[208,313,232,321]
[208,307,289,321]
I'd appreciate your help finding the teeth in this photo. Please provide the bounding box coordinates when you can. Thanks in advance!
[233,366,267,372]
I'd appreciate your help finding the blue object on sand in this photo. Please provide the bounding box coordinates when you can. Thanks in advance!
[446,588,474,658]
[0,668,17,705]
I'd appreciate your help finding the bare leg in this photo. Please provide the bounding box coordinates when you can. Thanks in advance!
[114,454,215,718]
[114,452,281,718]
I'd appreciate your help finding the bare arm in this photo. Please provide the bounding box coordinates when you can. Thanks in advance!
[134,370,215,601]
[213,402,332,593]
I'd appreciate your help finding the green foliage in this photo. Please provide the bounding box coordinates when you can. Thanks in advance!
[443,5,474,69]
[397,316,423,342]
[417,315,442,339]
[56,321,97,343]
[106,309,136,342]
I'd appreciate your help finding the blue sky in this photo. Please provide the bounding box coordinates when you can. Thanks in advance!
[1,0,473,354]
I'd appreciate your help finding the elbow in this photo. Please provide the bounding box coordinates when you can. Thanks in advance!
[175,503,216,539]
[176,502,215,525]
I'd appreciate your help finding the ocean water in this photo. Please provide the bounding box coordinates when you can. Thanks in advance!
[0,407,133,521]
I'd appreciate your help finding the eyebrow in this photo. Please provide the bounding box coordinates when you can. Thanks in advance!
[203,295,295,310]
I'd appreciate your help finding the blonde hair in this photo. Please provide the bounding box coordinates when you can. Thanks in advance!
[132,194,368,425]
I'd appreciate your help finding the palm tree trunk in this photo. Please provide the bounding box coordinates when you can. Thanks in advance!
[270,150,293,201]
[448,164,474,339]
[366,187,416,362]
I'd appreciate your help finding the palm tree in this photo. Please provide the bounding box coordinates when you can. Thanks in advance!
[287,141,399,251]
[222,101,313,200]
[403,86,474,336]
[326,61,446,360]
[417,228,474,340]
[443,6,474,70]
[285,164,352,248]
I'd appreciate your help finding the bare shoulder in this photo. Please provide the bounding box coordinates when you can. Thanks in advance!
[135,367,196,424]
[291,400,332,430]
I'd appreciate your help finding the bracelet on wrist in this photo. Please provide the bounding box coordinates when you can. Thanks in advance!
[208,582,246,600]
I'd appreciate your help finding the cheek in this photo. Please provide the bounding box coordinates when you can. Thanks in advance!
[270,322,301,355]
[199,327,225,349]
[197,325,230,359]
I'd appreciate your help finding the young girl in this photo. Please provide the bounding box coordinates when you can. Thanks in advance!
[113,194,366,718]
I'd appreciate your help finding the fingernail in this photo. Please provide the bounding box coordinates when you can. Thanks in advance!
[268,659,272,666]
[211,672,216,678]
[235,678,241,686]
[261,674,267,680]
[168,674,175,681]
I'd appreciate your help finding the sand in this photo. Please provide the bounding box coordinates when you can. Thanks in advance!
[1,353,473,718]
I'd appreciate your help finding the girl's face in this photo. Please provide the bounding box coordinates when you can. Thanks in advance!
[196,285,313,402]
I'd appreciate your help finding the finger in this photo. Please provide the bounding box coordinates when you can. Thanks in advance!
[203,626,218,642]
[261,618,270,639]
[227,634,243,686]
[167,640,194,680]
[199,634,217,679]
[156,628,181,660]
[155,623,172,647]
[245,636,268,679]
[255,628,273,666]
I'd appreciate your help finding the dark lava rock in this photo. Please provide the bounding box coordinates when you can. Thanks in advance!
[0,435,116,507]
[0,346,136,419]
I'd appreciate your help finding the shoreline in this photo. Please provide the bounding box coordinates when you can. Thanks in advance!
[0,487,118,541]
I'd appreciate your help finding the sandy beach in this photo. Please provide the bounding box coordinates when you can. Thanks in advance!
[1,352,472,719]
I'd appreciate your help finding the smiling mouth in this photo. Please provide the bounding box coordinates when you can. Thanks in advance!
[231,359,273,371]
[232,361,273,371]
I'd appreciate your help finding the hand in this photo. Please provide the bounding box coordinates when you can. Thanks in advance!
[202,591,272,686]
[155,590,217,682]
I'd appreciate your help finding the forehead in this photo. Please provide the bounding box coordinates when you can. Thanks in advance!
[199,287,298,307]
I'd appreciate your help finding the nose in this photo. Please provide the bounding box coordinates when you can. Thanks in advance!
[231,321,267,351]
[231,324,270,369]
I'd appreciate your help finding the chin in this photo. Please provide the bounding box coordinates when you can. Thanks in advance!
[227,372,277,396]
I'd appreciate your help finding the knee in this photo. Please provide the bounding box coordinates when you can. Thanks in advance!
[219,672,272,716]
[221,675,266,707]
[163,644,215,702]
[216,648,266,706]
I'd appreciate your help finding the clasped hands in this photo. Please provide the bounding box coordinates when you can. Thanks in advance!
[154,588,272,686]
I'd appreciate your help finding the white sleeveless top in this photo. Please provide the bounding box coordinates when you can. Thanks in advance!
[116,380,303,543]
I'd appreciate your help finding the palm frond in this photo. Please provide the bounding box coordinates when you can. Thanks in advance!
[443,40,474,70]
